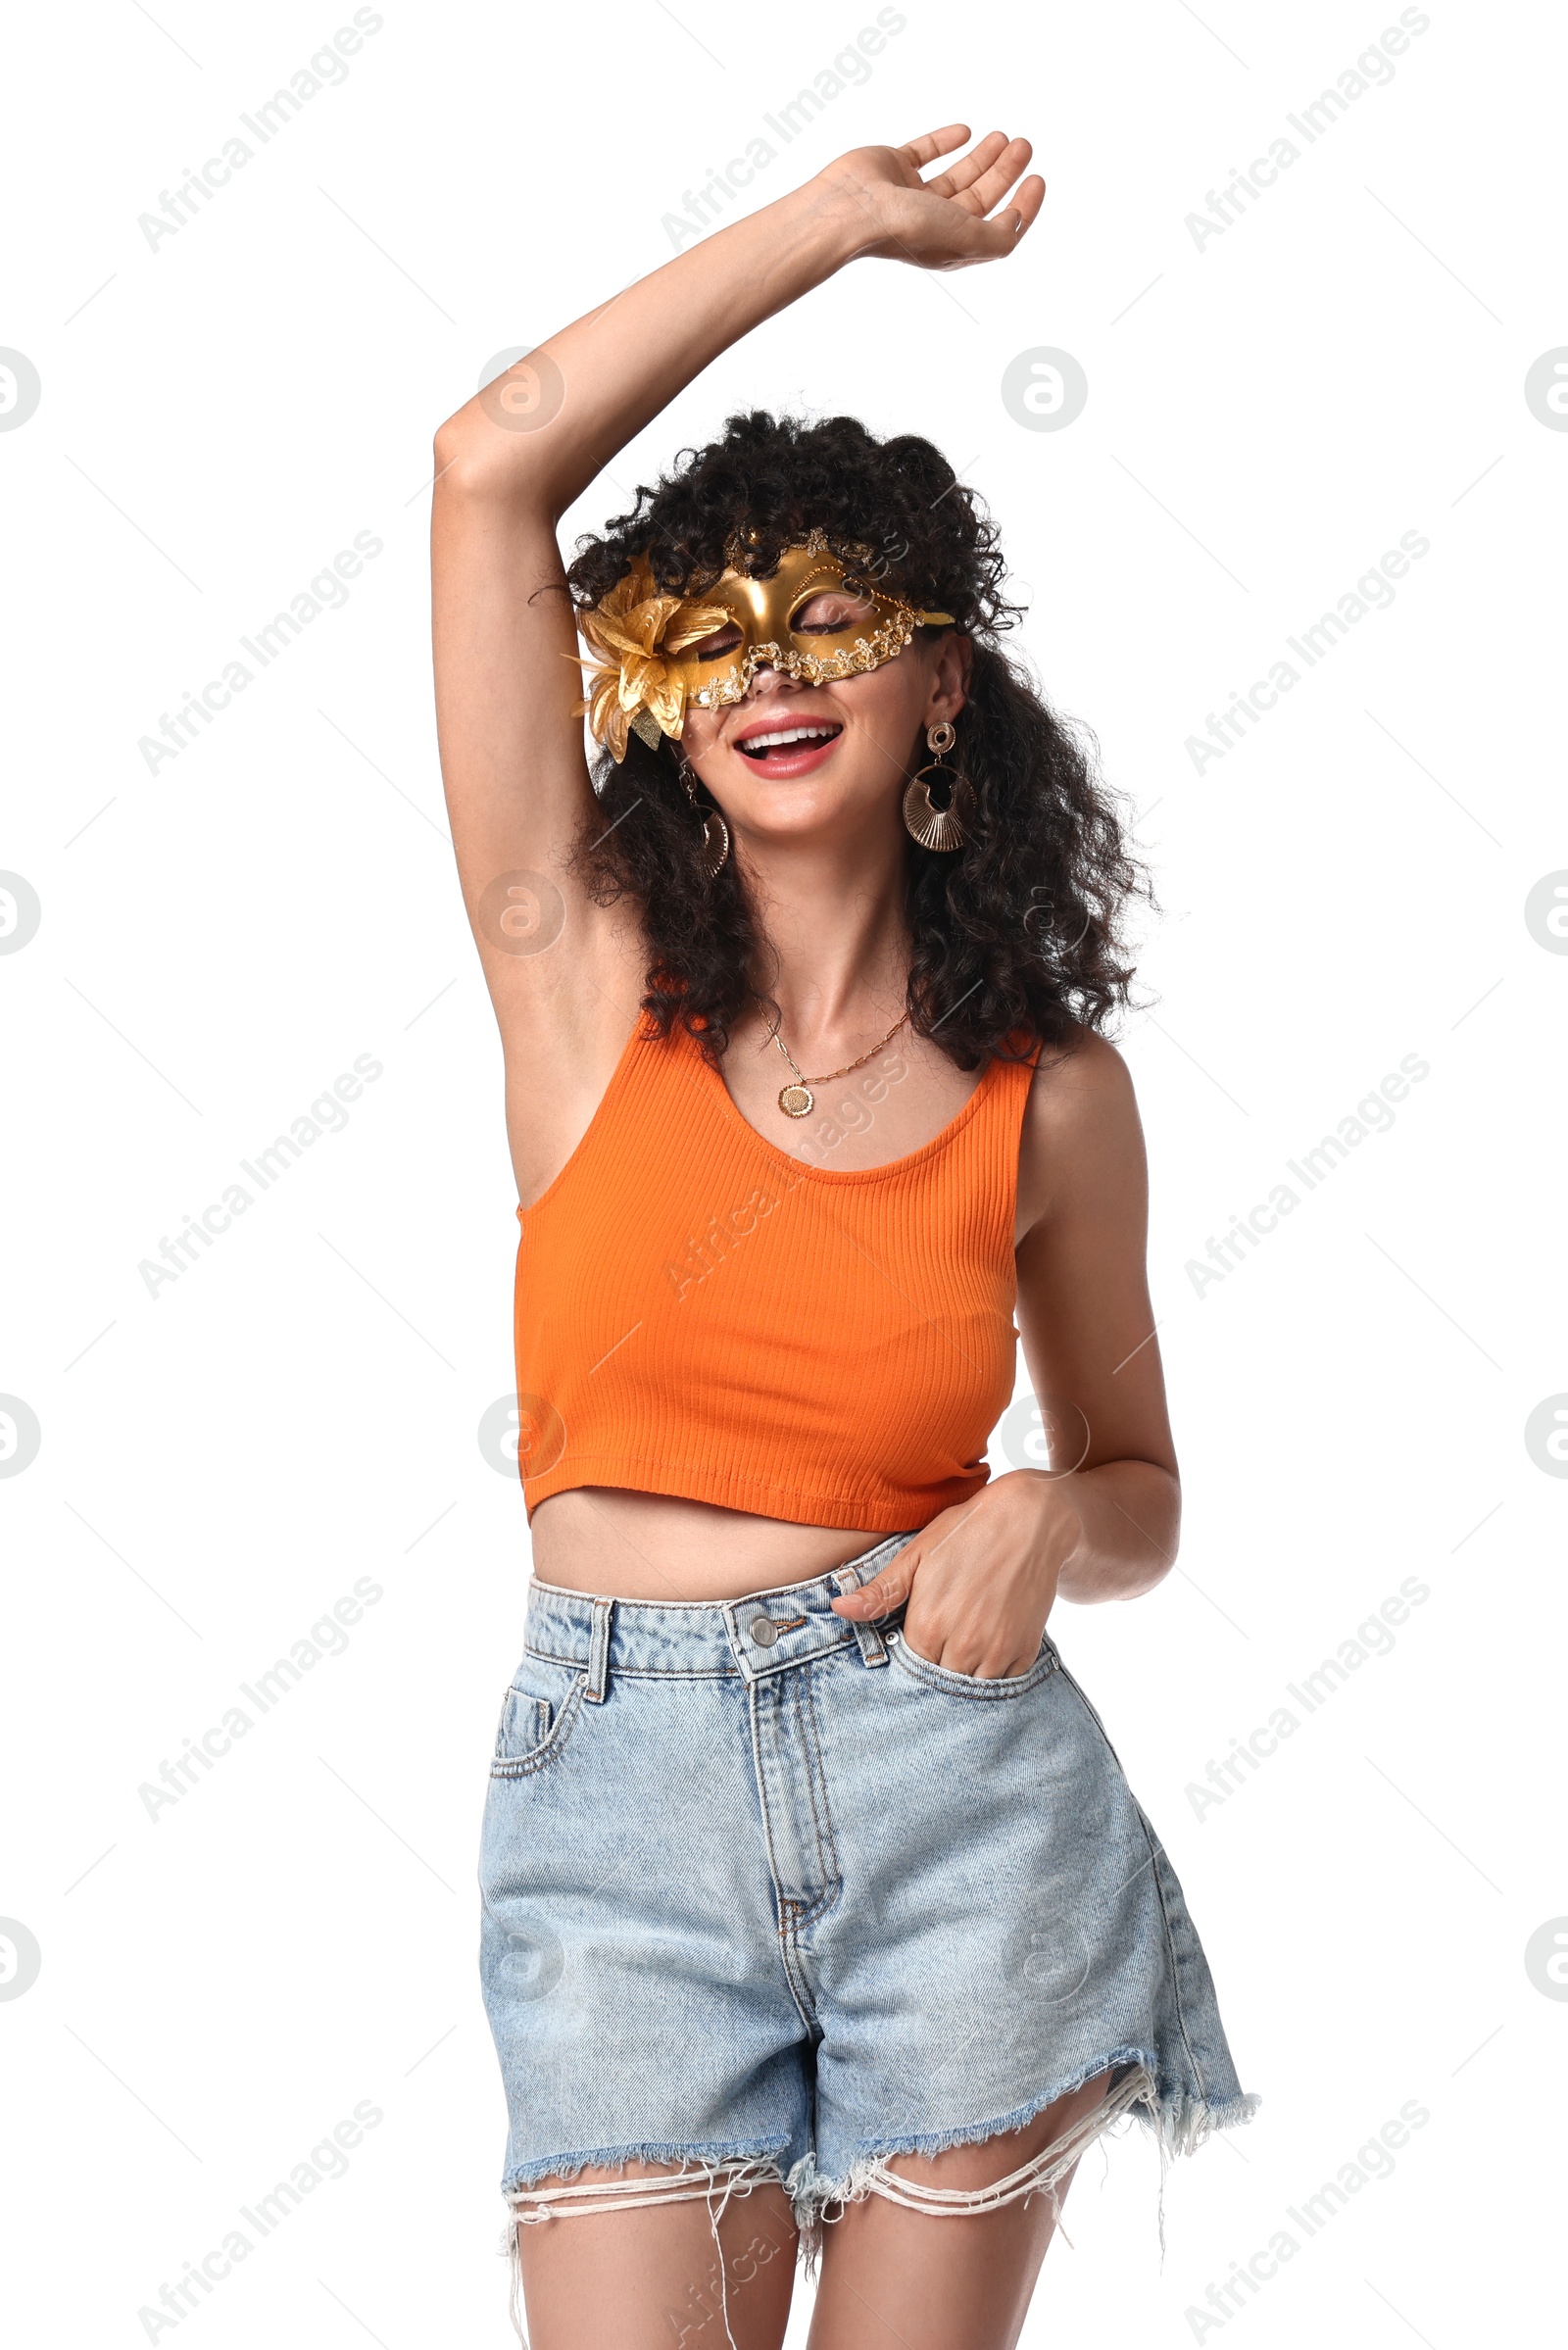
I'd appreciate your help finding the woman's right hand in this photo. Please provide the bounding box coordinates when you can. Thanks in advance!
[813,126,1046,271]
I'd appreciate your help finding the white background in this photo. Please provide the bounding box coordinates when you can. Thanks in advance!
[3,0,1564,2343]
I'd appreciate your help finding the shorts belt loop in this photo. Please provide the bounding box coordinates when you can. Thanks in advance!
[830,1565,889,1669]
[585,1597,614,1703]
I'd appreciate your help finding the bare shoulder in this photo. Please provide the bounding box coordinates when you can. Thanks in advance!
[1023,1025,1138,1132]
[1015,1026,1148,1243]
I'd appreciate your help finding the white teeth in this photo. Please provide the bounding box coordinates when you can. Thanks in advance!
[738,725,839,752]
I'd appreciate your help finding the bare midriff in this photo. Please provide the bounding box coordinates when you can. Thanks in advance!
[529,1488,895,1604]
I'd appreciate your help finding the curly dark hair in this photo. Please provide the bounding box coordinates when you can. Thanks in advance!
[563,410,1149,1071]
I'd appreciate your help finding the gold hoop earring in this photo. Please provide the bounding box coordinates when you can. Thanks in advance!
[903,719,975,852]
[678,756,730,877]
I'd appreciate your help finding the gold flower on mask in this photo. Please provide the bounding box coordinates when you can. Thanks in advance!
[570,556,731,761]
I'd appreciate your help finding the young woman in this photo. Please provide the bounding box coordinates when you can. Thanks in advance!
[432,124,1255,2350]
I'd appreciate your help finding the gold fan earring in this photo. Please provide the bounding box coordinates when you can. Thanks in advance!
[678,756,730,877]
[902,720,975,852]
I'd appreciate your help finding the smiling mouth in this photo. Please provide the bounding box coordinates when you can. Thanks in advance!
[732,720,844,766]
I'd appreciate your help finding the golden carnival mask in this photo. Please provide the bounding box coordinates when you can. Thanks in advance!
[572,528,955,761]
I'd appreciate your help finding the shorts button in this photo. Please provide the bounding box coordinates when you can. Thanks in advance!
[749,1615,778,1648]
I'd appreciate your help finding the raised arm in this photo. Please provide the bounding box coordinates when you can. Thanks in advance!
[428,128,1044,1198]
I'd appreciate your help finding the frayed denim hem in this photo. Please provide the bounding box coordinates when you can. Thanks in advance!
[501,2133,792,2201]
[493,2075,1264,2332]
[786,2053,1260,2276]
[1131,2077,1263,2259]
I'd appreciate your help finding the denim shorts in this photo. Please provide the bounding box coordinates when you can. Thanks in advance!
[478,1533,1256,2302]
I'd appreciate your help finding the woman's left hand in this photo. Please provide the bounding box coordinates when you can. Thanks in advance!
[830,1472,1079,1679]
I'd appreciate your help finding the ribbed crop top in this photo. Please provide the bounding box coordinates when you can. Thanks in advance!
[512,1014,1041,1533]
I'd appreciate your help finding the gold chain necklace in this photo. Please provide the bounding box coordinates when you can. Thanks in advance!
[766,1009,911,1118]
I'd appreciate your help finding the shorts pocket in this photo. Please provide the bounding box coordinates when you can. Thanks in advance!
[889,1627,1060,1698]
[494,1689,553,1764]
[489,1655,585,1777]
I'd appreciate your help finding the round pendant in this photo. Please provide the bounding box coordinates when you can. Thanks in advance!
[778,1083,814,1118]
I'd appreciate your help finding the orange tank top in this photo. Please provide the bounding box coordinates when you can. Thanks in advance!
[513,1015,1041,1532]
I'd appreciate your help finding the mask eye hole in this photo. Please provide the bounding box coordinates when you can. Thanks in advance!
[790,590,876,637]
[689,624,745,661]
